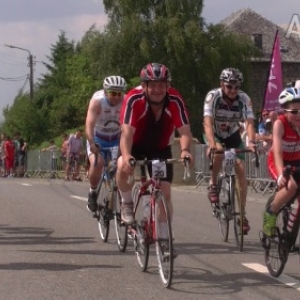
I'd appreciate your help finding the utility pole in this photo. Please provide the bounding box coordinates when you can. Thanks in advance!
[4,44,34,100]
[29,53,34,100]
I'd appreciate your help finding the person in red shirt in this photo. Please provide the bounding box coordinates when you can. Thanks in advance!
[116,63,193,240]
[263,87,300,237]
[4,136,15,177]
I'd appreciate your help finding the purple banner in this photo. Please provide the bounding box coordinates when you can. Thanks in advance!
[263,30,283,111]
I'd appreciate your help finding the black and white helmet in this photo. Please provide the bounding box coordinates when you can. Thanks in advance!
[278,87,300,105]
[220,68,244,84]
[103,76,127,91]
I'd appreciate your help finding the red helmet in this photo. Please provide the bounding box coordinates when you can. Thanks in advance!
[140,63,171,82]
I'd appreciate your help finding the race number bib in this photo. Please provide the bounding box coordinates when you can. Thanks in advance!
[152,160,167,178]
[223,149,236,174]
[110,146,119,165]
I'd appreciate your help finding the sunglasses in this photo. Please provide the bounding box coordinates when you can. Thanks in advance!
[107,90,123,96]
[285,109,300,115]
[225,84,240,90]
[262,114,269,117]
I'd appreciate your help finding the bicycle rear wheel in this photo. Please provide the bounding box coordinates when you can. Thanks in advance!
[114,189,128,252]
[154,191,173,288]
[97,176,110,242]
[133,184,149,271]
[217,176,229,242]
[263,195,289,277]
[232,178,244,252]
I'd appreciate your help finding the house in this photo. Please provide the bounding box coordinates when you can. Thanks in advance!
[220,8,300,112]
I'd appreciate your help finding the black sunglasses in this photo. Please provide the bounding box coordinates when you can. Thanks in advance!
[262,113,269,117]
[285,109,300,115]
[225,84,240,90]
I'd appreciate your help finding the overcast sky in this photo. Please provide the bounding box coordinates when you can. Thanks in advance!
[0,0,299,121]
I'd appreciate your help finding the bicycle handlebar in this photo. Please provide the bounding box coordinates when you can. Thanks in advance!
[209,148,260,171]
[282,165,300,190]
[127,156,191,185]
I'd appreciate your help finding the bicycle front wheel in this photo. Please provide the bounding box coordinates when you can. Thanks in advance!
[114,189,128,252]
[97,177,110,242]
[263,195,289,277]
[232,178,244,252]
[217,176,229,242]
[133,184,149,271]
[154,191,173,288]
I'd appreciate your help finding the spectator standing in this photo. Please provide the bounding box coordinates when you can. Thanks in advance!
[4,136,15,178]
[15,132,27,177]
[66,129,84,181]
[0,134,6,176]
[60,133,69,175]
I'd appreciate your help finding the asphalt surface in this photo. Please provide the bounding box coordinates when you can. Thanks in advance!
[0,178,299,300]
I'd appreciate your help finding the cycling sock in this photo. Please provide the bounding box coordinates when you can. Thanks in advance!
[120,190,132,204]
[90,187,97,192]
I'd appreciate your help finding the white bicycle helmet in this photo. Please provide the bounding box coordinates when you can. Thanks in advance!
[220,68,244,83]
[103,76,127,91]
[278,87,300,105]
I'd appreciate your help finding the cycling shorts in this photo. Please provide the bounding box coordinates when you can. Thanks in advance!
[87,137,119,164]
[131,145,173,183]
[203,130,245,160]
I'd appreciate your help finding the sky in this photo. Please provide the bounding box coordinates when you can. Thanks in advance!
[0,0,299,121]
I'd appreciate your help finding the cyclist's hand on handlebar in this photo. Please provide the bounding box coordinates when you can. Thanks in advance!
[247,143,257,153]
[277,174,287,190]
[90,143,99,154]
[206,143,216,158]
[122,155,135,175]
[181,150,193,166]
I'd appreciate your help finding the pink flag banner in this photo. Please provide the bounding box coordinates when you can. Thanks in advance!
[263,30,283,112]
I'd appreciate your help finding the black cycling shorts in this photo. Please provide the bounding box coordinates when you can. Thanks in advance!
[131,145,173,183]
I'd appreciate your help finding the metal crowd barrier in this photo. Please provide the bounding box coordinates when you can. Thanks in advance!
[194,143,275,196]
[24,150,86,179]
[22,146,275,195]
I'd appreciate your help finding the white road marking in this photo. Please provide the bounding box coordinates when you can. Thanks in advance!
[70,195,87,202]
[20,183,33,186]
[243,263,300,292]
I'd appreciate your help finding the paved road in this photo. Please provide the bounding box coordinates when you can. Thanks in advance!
[0,178,299,300]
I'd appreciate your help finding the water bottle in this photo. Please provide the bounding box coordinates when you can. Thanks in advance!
[141,192,151,222]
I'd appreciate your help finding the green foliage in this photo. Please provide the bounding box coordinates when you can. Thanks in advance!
[1,1,259,144]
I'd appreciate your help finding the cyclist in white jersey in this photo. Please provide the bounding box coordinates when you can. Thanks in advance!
[85,75,127,212]
[203,68,256,234]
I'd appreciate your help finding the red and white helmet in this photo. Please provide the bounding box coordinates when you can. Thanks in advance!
[140,63,171,82]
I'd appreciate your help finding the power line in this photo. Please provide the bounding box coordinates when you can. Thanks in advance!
[19,76,29,94]
[0,75,28,81]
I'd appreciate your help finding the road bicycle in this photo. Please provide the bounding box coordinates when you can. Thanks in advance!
[92,146,128,252]
[210,148,259,252]
[126,157,190,288]
[260,165,300,277]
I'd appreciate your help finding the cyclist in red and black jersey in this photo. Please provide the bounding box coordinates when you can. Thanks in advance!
[263,87,300,236]
[116,63,193,227]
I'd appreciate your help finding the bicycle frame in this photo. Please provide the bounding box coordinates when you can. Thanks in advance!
[133,165,162,243]
[129,157,190,242]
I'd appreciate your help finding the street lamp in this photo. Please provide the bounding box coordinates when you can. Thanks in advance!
[4,44,34,100]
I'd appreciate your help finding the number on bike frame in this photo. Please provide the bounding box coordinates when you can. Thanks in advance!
[152,160,167,178]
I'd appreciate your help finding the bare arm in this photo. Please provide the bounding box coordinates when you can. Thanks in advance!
[85,99,101,144]
[245,118,256,142]
[119,124,135,160]
[203,116,215,147]
[177,125,193,151]
[272,119,284,175]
